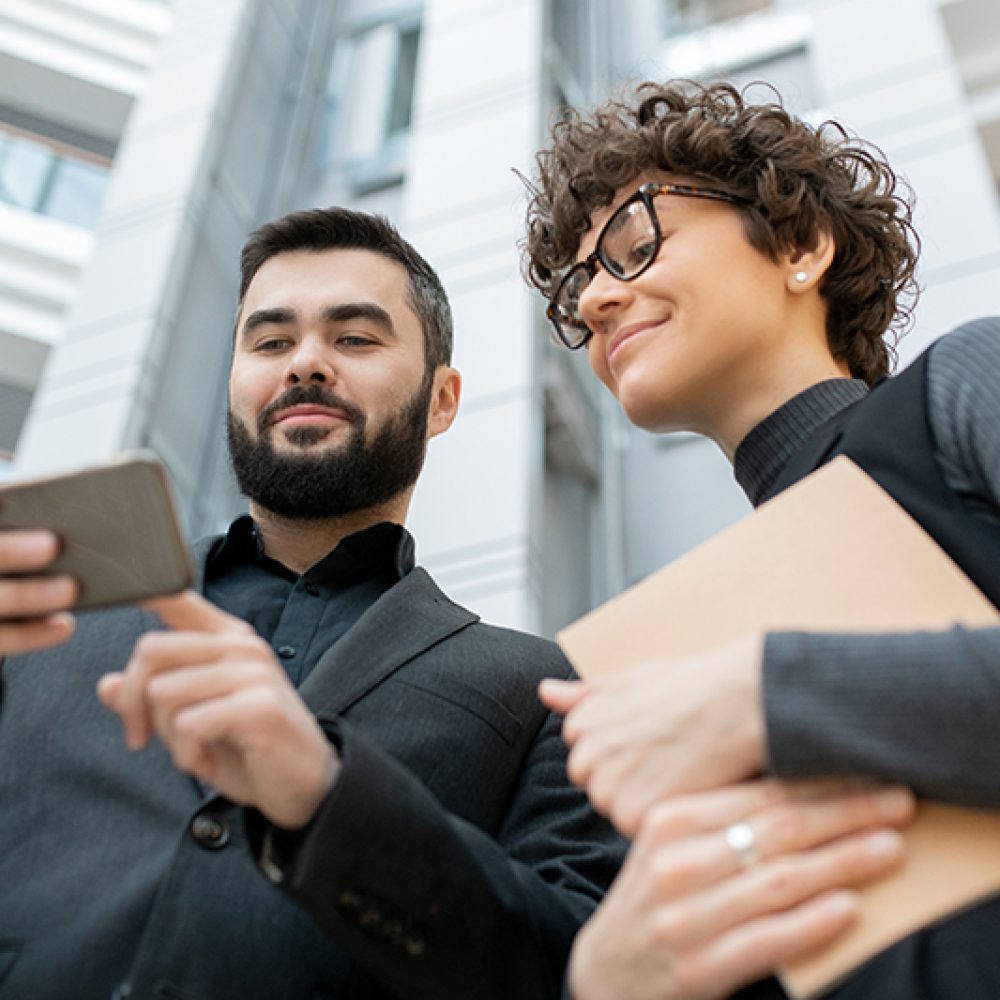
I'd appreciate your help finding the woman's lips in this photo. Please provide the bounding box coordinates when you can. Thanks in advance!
[607,319,667,371]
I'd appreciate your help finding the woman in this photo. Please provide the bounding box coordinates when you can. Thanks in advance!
[523,80,1000,998]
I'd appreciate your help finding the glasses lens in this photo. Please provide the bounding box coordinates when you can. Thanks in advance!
[551,266,593,348]
[600,198,659,279]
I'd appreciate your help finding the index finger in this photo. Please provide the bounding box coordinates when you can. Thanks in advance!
[0,530,61,574]
[143,590,251,636]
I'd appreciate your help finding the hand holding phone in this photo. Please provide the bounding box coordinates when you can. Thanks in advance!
[0,453,194,649]
[0,528,77,655]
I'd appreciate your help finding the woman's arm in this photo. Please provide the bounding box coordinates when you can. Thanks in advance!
[766,317,1000,802]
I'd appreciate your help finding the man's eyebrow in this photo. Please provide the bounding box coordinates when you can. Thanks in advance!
[241,307,295,338]
[323,302,396,334]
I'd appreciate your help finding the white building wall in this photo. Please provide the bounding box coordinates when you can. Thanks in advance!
[402,0,547,630]
[0,0,170,466]
[14,0,337,538]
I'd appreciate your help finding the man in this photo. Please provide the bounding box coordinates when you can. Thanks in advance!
[0,207,909,1000]
[0,208,622,1000]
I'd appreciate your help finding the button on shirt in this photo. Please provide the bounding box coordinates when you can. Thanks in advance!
[203,516,415,686]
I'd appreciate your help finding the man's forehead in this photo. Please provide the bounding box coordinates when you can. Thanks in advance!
[236,247,417,335]
[245,247,407,299]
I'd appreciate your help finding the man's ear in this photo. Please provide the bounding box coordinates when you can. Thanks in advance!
[784,227,836,292]
[426,366,461,440]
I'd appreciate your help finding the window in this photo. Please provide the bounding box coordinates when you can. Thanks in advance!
[665,0,774,33]
[0,126,110,229]
[387,24,420,138]
[317,13,423,193]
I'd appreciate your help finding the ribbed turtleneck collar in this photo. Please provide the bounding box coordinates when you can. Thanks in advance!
[733,378,869,507]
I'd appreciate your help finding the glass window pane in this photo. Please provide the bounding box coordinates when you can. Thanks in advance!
[43,157,110,229]
[667,0,774,31]
[0,136,54,211]
[387,26,421,136]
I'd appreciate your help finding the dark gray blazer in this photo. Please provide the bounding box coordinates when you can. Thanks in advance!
[0,538,622,1000]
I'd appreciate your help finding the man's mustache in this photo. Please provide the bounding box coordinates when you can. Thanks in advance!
[257,385,365,434]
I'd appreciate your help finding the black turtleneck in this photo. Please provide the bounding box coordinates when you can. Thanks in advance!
[733,378,869,508]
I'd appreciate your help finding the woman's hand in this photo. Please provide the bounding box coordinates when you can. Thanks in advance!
[569,778,914,1000]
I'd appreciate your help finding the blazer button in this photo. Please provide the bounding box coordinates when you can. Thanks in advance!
[338,890,362,913]
[190,813,230,850]
[403,936,426,957]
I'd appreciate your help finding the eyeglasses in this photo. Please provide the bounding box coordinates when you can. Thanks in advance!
[546,182,749,350]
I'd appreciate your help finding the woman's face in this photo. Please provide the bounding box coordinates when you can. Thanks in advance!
[575,175,801,443]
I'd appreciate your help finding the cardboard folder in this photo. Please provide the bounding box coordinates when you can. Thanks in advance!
[557,456,1000,998]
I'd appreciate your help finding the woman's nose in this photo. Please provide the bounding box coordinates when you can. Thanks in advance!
[577,266,634,337]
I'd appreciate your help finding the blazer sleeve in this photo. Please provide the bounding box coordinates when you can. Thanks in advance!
[247,703,624,999]
[763,318,1000,805]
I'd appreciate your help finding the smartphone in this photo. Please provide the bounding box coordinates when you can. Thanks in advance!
[0,452,194,611]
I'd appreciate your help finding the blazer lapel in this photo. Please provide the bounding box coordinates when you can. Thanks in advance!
[298,567,478,719]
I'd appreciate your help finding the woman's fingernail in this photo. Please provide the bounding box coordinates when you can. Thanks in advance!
[875,787,914,818]
[866,830,903,860]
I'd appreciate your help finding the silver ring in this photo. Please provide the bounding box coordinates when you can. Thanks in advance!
[725,822,760,869]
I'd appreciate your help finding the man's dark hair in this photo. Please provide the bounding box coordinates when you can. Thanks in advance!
[238,206,453,369]
[523,80,921,384]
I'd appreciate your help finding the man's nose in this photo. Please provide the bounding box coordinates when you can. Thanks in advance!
[285,338,334,385]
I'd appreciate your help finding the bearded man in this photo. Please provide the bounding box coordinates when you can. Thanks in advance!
[0,208,623,1000]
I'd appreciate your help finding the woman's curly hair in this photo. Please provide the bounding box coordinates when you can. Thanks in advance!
[523,80,920,383]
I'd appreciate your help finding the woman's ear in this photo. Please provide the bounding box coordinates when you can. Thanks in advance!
[784,228,836,293]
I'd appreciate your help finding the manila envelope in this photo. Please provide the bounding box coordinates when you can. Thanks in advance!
[557,456,1000,998]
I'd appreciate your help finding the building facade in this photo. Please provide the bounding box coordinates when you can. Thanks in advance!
[3,0,999,634]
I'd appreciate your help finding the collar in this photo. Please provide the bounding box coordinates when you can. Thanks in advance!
[733,378,869,507]
[206,514,415,585]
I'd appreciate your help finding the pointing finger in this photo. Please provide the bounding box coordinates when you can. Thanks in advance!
[143,590,252,636]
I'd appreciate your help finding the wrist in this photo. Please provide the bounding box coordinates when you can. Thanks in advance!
[719,632,767,775]
[286,742,340,830]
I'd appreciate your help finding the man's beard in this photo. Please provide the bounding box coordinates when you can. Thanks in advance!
[226,375,433,520]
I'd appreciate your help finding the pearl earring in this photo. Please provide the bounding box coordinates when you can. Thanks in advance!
[794,271,809,284]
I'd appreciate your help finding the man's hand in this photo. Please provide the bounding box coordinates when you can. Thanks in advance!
[540,635,765,836]
[569,779,915,1000]
[97,591,338,829]
[0,529,77,655]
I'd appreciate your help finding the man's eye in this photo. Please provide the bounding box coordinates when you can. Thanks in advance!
[255,338,289,351]
[339,335,376,347]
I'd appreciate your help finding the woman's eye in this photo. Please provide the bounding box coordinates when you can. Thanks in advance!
[627,240,658,268]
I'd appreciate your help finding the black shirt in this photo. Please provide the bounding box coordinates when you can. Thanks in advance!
[203,516,415,686]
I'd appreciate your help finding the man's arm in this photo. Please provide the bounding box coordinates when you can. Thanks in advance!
[99,590,624,1000]
[251,709,620,1000]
